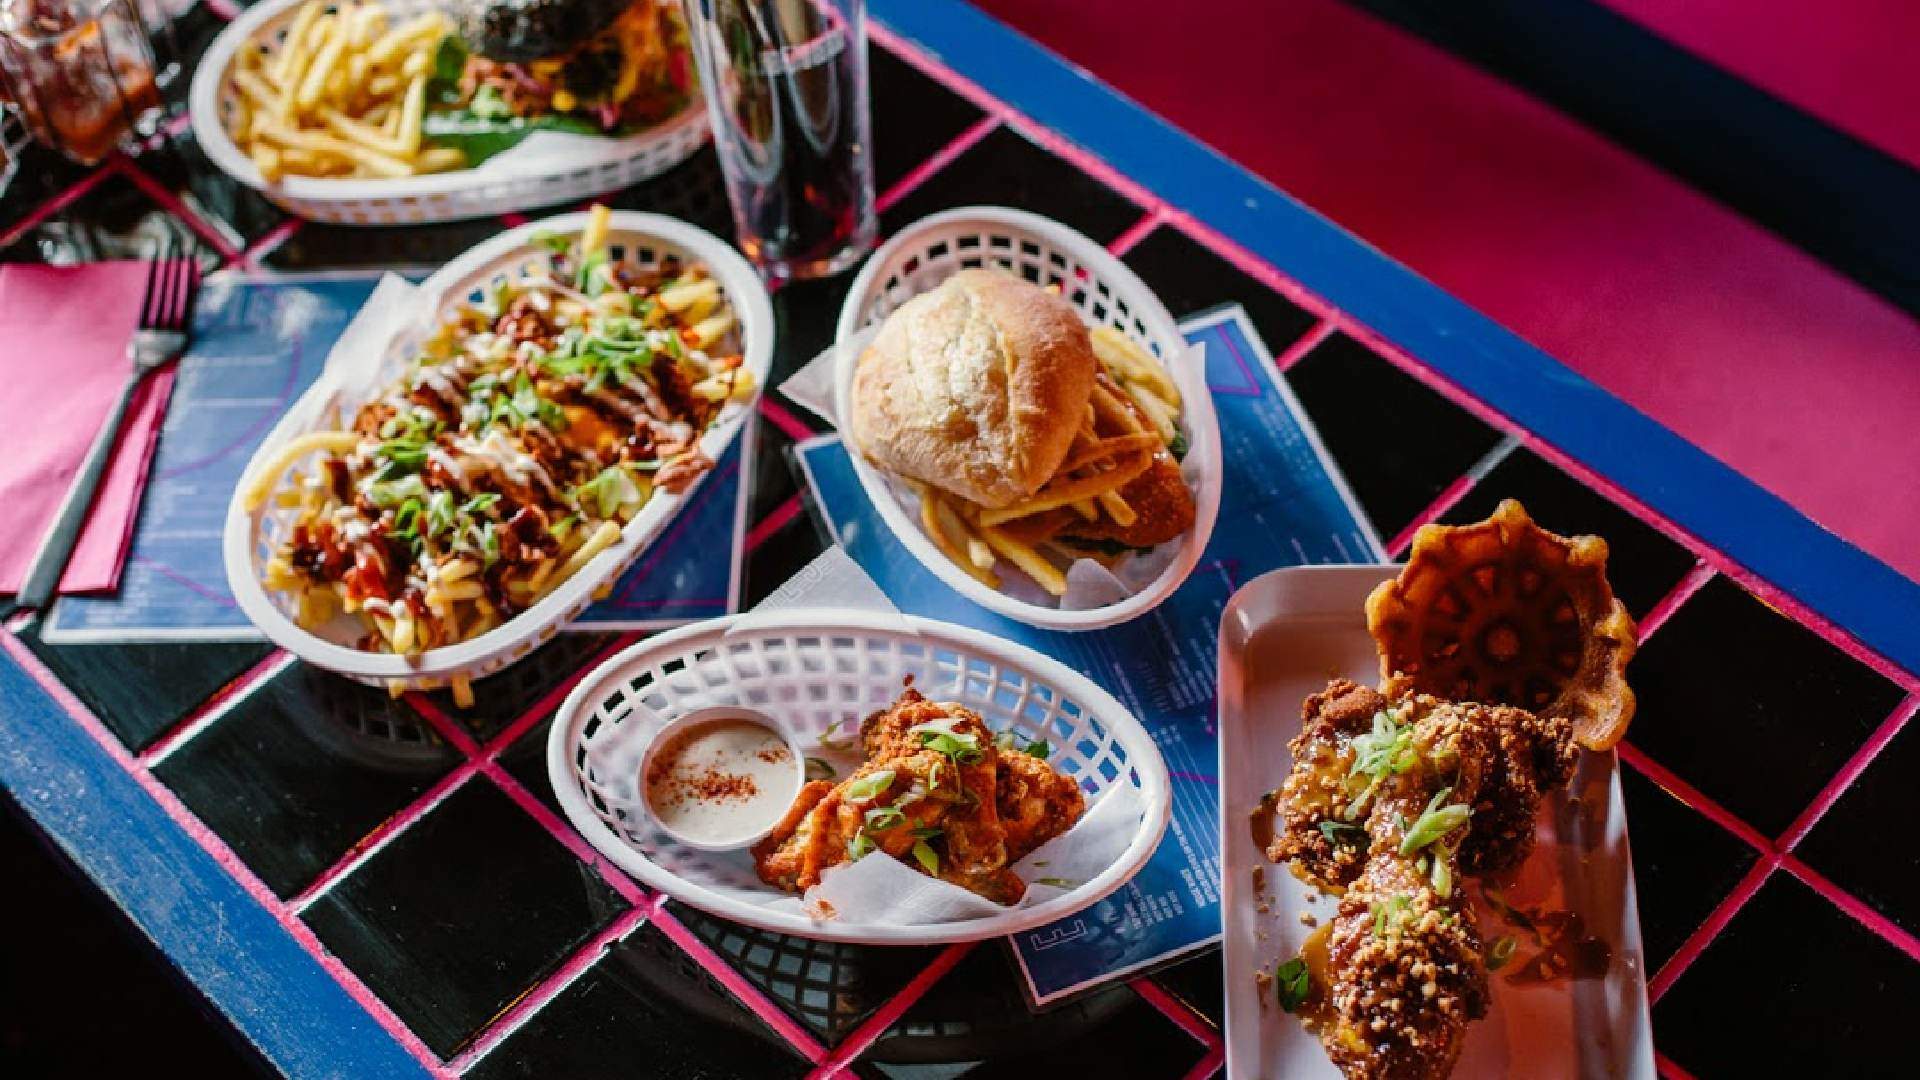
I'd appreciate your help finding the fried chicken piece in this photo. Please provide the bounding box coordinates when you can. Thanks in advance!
[1268,680,1393,889]
[996,747,1086,863]
[756,690,1028,904]
[1268,682,1580,1078]
[1323,854,1488,1079]
[1456,706,1576,877]
[1058,453,1196,549]
[1267,681,1575,887]
[1319,693,1496,1079]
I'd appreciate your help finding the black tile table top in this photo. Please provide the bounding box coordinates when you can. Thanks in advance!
[869,47,988,193]
[3,13,1918,1079]
[1285,332,1509,540]
[301,780,628,1058]
[1147,948,1227,1030]
[1627,576,1907,836]
[1795,707,1920,936]
[498,712,564,819]
[1,166,219,269]
[1437,448,1700,618]
[20,625,273,753]
[468,923,813,1079]
[863,946,1206,1074]
[1653,873,1920,1075]
[1619,766,1761,971]
[879,125,1146,244]
[667,900,944,1046]
[1122,224,1320,356]
[152,661,461,899]
[415,632,625,747]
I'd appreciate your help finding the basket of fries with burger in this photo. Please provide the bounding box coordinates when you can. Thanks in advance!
[829,206,1223,630]
[189,0,707,224]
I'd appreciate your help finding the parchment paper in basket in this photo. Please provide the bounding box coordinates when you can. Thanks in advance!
[312,273,420,406]
[778,333,1203,611]
[766,778,1143,925]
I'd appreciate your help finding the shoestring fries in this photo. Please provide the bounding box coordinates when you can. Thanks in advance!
[225,1,461,181]
[242,206,755,676]
[903,330,1186,597]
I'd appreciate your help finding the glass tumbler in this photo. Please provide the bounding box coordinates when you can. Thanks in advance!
[679,0,877,281]
[0,0,162,165]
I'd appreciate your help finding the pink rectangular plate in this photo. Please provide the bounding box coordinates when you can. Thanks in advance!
[1217,565,1654,1078]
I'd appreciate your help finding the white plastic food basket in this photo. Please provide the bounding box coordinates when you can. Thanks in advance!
[833,206,1223,631]
[222,210,773,691]
[547,609,1173,943]
[188,0,710,225]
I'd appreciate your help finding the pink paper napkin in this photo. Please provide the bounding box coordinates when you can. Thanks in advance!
[0,261,178,595]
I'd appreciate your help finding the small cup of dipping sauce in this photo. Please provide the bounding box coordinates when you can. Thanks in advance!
[640,707,804,851]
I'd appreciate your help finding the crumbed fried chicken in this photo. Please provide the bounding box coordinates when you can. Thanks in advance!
[1267,681,1577,1079]
[996,747,1086,864]
[756,690,1044,904]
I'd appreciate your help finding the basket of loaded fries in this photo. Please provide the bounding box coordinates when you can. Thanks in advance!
[547,550,1173,944]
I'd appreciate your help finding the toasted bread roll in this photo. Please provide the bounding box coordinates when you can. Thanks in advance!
[849,269,1097,510]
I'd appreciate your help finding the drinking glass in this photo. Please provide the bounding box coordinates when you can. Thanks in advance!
[679,0,877,281]
[0,0,162,165]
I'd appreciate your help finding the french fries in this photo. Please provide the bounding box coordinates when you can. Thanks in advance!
[225,1,463,181]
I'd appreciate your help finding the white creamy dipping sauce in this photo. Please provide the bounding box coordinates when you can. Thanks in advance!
[644,719,798,846]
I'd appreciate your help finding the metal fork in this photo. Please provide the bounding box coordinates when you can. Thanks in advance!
[18,243,198,609]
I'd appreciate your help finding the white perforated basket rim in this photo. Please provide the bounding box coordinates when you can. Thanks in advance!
[831,206,1224,631]
[545,608,1174,944]
[188,0,709,222]
[220,210,773,686]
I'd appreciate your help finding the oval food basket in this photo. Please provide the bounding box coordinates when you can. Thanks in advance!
[832,206,1223,631]
[547,609,1173,944]
[188,0,709,225]
[222,210,772,692]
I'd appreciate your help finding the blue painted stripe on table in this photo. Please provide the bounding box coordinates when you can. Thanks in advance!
[0,653,428,1080]
[872,0,1920,678]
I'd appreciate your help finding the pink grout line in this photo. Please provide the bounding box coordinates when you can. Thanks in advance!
[648,904,832,1063]
[1385,433,1521,555]
[139,650,293,765]
[1646,858,1773,1002]
[405,692,483,757]
[1107,206,1167,257]
[1616,742,1772,854]
[1633,561,1716,642]
[1520,433,1920,694]
[0,630,457,1077]
[1162,211,1340,324]
[446,899,654,1072]
[1271,318,1337,374]
[1182,1045,1227,1080]
[874,114,1001,214]
[0,163,118,249]
[114,157,247,263]
[746,495,805,553]
[485,631,645,758]
[1131,975,1221,1048]
[1656,1049,1703,1080]
[1778,692,1919,850]
[203,0,240,19]
[289,762,481,911]
[868,22,1013,125]
[810,941,976,1073]
[1387,475,1477,558]
[479,762,648,906]
[759,395,819,442]
[1781,855,1920,965]
[237,216,305,270]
